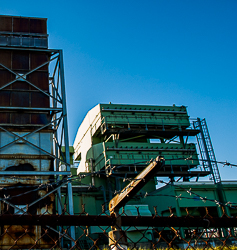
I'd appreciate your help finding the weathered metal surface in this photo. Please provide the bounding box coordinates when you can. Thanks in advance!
[0,70,13,88]
[0,16,47,34]
[0,39,50,125]
[0,16,53,247]
[0,113,10,124]
[0,188,55,244]
[30,52,49,71]
[0,15,74,247]
[0,16,48,50]
[109,157,163,212]
[0,161,52,185]
[29,18,47,34]
[0,90,11,106]
[0,192,55,249]
[0,171,70,175]
[0,131,53,155]
[0,16,12,32]
[12,91,29,107]
[0,225,54,249]
[12,51,29,70]
[13,17,30,33]
[0,159,52,171]
[28,71,49,91]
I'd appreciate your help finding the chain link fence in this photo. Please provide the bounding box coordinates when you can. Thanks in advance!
[0,204,237,249]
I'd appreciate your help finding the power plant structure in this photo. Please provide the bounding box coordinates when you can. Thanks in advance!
[72,103,237,247]
[0,14,236,249]
[0,15,74,248]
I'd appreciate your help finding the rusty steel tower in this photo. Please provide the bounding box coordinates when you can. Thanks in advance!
[0,15,74,248]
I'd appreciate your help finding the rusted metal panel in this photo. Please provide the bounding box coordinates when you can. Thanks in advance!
[13,17,30,33]
[31,113,51,125]
[30,52,49,71]
[28,71,49,91]
[0,16,57,249]
[0,91,10,106]
[31,92,49,108]
[12,80,29,90]
[0,176,50,186]
[12,51,29,70]
[0,70,14,88]
[0,112,10,123]
[30,18,47,34]
[0,16,47,34]
[0,51,11,69]
[0,16,12,32]
[12,91,29,107]
[0,192,55,249]
[0,159,52,171]
[11,113,30,125]
[1,225,37,249]
[0,225,55,249]
[1,188,54,210]
[0,54,50,125]
[0,130,54,182]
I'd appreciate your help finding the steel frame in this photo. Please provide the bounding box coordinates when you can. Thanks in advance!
[0,47,75,242]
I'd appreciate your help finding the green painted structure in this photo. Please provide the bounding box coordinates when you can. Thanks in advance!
[73,103,207,180]
[61,103,236,246]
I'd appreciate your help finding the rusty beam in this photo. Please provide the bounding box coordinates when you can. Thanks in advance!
[0,214,115,226]
[109,157,164,212]
[0,214,236,228]
[0,171,71,175]
[120,216,237,228]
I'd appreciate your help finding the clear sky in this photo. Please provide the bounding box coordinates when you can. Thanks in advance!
[1,0,237,180]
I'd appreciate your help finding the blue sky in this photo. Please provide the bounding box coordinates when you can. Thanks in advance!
[1,0,237,180]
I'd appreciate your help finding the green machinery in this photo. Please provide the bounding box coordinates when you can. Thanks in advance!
[73,103,209,184]
[72,103,211,214]
[75,104,206,171]
[62,103,236,246]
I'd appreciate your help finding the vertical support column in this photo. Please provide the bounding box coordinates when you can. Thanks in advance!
[59,50,75,244]
[109,208,128,250]
[51,77,63,247]
[174,191,185,239]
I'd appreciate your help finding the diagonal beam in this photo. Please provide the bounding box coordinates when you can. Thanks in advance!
[0,55,62,103]
[0,124,69,166]
[109,157,164,213]
[0,113,62,147]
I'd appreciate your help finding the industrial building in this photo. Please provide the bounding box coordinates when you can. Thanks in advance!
[72,103,237,247]
[73,103,211,202]
[0,15,74,249]
[0,14,236,249]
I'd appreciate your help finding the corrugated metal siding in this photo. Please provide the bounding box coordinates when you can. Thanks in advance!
[0,16,47,34]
